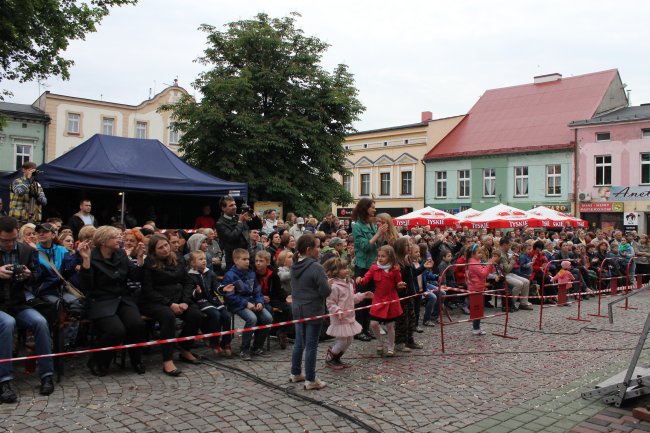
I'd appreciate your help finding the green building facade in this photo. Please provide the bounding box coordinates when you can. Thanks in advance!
[424,150,574,214]
[0,103,49,172]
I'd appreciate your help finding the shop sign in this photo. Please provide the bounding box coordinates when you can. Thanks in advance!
[337,208,354,218]
[337,207,413,219]
[624,211,640,234]
[578,202,624,213]
[611,186,650,201]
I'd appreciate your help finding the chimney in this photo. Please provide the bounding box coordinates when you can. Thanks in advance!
[421,111,433,122]
[534,73,562,84]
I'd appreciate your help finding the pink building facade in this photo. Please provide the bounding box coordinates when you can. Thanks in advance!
[572,105,650,234]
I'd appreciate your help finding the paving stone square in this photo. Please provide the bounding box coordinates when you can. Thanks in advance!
[0,290,649,432]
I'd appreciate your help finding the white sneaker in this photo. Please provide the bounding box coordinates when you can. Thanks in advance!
[472,328,486,336]
[304,378,326,390]
[289,374,305,383]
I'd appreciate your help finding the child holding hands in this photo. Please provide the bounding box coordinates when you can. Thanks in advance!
[323,257,373,369]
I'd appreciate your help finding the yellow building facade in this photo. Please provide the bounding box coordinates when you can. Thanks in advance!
[333,112,464,218]
[32,83,188,161]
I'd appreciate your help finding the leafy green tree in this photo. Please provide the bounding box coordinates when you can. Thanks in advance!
[162,13,364,215]
[0,0,137,99]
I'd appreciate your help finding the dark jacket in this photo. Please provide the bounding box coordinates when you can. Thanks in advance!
[187,268,225,311]
[0,241,38,312]
[79,248,142,320]
[141,258,192,307]
[400,262,426,296]
[68,212,98,239]
[216,214,262,266]
[255,268,287,304]
[290,258,331,320]
[222,265,264,312]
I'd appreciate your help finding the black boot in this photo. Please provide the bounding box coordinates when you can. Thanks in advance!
[0,381,17,403]
[325,347,344,370]
[334,351,351,368]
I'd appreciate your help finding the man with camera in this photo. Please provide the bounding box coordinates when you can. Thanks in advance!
[216,196,262,270]
[0,216,55,402]
[9,162,47,226]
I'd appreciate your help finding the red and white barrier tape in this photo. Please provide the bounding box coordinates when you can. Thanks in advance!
[0,291,425,364]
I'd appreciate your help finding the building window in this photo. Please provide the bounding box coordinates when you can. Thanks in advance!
[458,169,470,198]
[595,155,612,186]
[67,113,80,134]
[169,123,180,144]
[546,164,561,196]
[642,153,650,185]
[642,129,650,138]
[102,117,114,136]
[360,173,370,196]
[135,121,147,139]
[404,139,409,144]
[514,166,528,197]
[596,132,611,141]
[435,171,447,198]
[380,172,390,196]
[401,171,412,195]
[383,141,388,146]
[14,140,33,170]
[342,174,352,193]
[483,168,496,197]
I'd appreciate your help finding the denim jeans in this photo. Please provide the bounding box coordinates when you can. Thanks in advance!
[203,308,232,348]
[423,285,446,323]
[291,321,322,382]
[236,307,272,352]
[0,308,54,382]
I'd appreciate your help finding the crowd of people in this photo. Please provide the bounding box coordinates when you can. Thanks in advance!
[0,162,648,399]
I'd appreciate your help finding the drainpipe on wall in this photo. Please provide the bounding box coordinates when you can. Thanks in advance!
[573,128,578,217]
[42,117,49,164]
[421,159,427,207]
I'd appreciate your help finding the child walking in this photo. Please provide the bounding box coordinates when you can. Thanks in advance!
[357,245,405,357]
[323,257,373,369]
[465,244,497,336]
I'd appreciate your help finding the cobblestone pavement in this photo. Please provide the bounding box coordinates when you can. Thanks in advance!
[1,290,649,433]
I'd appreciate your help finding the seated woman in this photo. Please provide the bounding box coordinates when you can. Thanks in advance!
[140,234,203,377]
[78,226,147,376]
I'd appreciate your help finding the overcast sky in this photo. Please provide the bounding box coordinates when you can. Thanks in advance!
[5,0,650,131]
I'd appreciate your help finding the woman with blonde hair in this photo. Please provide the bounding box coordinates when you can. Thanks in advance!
[18,223,38,248]
[78,226,147,376]
[375,213,399,247]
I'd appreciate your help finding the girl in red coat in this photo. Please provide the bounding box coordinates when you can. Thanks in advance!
[465,244,497,336]
[356,245,405,357]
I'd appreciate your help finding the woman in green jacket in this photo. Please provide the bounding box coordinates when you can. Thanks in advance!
[351,198,387,341]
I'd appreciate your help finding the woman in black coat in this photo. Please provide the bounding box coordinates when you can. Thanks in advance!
[79,226,147,376]
[140,234,202,377]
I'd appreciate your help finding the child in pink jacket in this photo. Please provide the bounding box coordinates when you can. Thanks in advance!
[323,257,373,369]
[465,244,496,335]
[551,260,575,302]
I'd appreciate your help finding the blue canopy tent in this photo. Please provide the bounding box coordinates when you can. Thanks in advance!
[0,134,247,227]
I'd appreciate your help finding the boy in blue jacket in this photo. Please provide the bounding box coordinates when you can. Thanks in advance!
[222,248,272,360]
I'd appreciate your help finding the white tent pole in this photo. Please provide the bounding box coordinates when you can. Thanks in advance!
[121,192,126,225]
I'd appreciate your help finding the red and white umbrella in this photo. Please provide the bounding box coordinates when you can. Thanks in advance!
[454,208,482,220]
[392,207,461,229]
[459,204,540,229]
[526,206,587,228]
